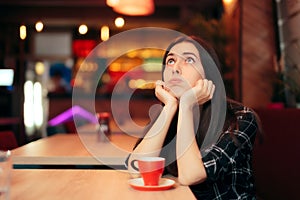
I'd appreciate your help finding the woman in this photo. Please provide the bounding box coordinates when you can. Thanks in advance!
[127,36,260,199]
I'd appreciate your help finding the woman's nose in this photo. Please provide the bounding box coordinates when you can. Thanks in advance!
[172,60,182,74]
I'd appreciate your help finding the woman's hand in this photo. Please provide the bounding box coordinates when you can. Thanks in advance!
[155,80,178,108]
[180,79,215,108]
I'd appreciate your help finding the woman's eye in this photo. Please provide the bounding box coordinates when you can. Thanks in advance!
[186,57,195,64]
[167,58,175,65]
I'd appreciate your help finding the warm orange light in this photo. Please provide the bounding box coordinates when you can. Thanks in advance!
[20,25,27,40]
[106,0,119,7]
[78,24,88,35]
[35,21,44,32]
[114,17,125,28]
[101,26,110,41]
[223,0,233,5]
[113,0,154,16]
[35,62,45,75]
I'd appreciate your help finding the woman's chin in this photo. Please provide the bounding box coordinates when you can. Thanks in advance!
[169,89,184,99]
[168,84,192,99]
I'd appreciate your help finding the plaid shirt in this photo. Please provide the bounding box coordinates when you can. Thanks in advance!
[191,102,258,200]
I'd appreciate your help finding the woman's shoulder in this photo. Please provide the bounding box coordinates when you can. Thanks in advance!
[225,99,262,146]
[227,98,254,113]
[226,98,258,123]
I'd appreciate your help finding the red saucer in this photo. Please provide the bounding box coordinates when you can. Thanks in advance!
[128,178,175,191]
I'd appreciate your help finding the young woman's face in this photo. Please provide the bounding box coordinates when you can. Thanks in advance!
[163,41,205,98]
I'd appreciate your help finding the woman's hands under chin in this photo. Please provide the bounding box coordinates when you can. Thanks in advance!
[180,79,215,108]
[155,80,178,108]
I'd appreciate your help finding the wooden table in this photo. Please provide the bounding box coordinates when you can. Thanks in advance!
[10,169,196,200]
[12,132,139,169]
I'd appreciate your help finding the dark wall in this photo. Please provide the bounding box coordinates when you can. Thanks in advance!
[253,108,300,200]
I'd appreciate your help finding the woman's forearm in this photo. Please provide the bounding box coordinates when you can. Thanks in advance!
[133,103,176,155]
[176,104,207,185]
[127,103,177,172]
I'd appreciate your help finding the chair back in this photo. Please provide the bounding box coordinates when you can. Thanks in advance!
[0,131,18,150]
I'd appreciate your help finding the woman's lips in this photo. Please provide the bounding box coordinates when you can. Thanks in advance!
[168,78,183,85]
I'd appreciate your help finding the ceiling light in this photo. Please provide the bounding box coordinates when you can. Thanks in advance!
[78,24,88,35]
[35,21,44,32]
[115,17,125,28]
[223,0,234,5]
[112,0,154,16]
[101,26,110,41]
[20,25,27,40]
[106,0,119,7]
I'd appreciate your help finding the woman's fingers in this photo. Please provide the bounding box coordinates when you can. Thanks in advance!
[205,80,215,99]
[209,83,215,99]
[155,80,178,106]
[156,80,164,87]
[194,79,215,104]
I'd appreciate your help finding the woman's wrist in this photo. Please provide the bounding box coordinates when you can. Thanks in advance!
[164,101,178,114]
[179,99,194,111]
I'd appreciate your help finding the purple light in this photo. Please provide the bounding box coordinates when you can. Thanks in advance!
[48,105,97,126]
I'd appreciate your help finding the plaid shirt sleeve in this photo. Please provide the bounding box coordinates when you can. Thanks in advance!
[202,106,258,183]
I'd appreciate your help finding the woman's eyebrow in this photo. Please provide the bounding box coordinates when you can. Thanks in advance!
[182,52,200,60]
[166,52,174,57]
[167,52,200,61]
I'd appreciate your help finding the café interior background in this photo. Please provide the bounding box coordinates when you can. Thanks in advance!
[0,0,299,143]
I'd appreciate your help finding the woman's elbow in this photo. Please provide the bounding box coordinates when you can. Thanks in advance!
[178,171,207,186]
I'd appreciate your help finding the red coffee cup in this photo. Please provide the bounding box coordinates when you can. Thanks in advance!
[131,157,165,186]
